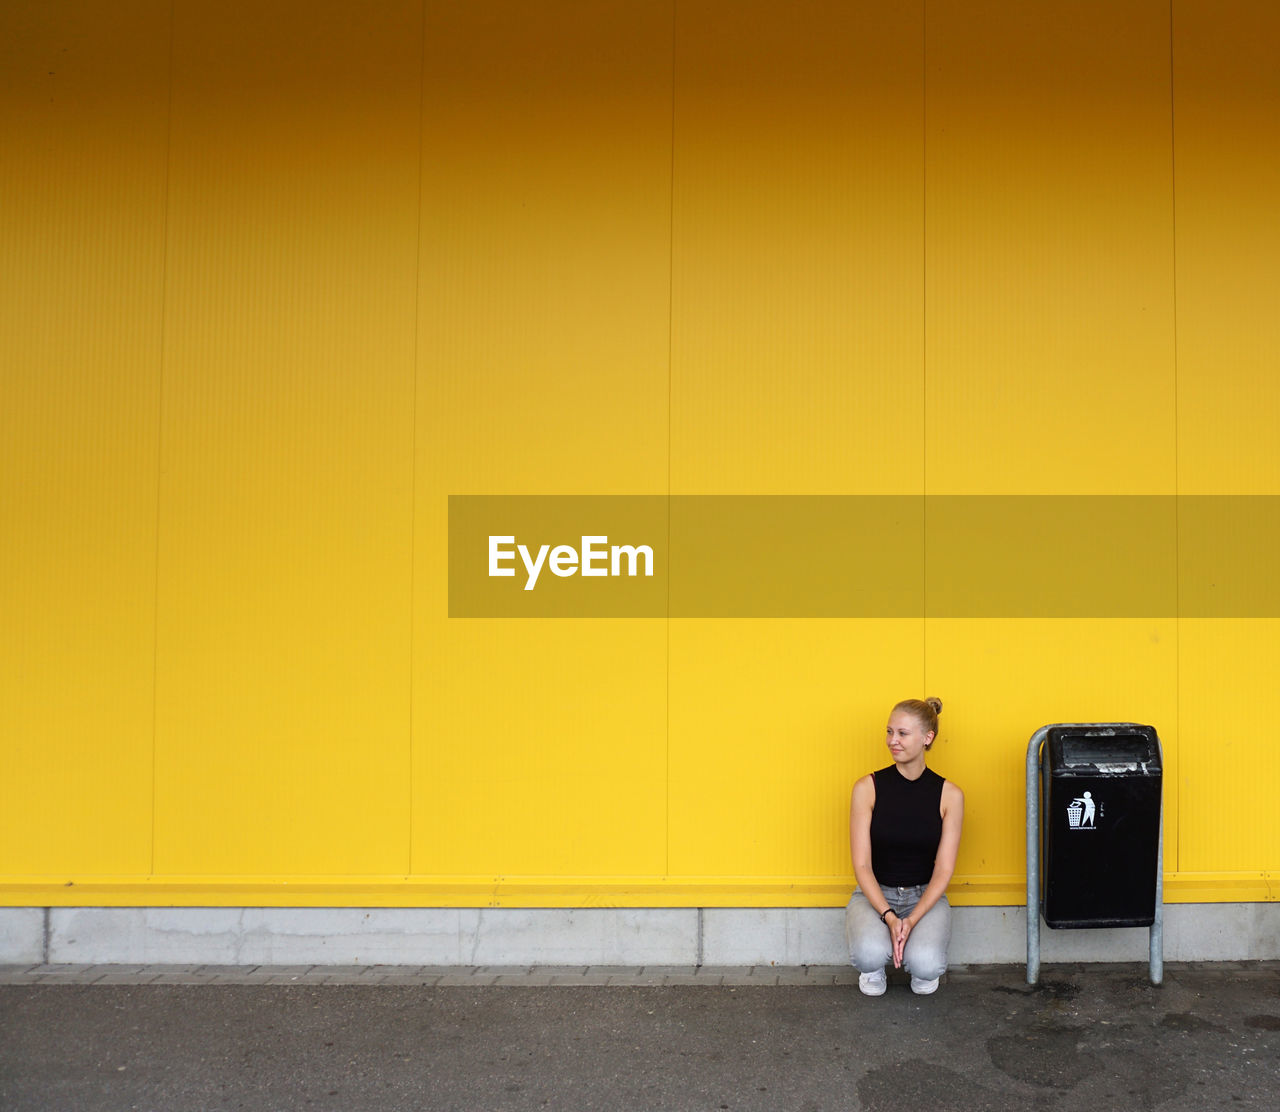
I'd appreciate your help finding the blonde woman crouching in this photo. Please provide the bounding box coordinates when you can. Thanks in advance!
[845,698,964,996]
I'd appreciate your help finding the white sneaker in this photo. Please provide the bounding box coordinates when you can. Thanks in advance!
[910,975,939,995]
[858,968,887,996]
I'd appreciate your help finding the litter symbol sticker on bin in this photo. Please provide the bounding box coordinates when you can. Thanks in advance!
[1067,791,1098,829]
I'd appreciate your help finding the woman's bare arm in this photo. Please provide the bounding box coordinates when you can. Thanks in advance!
[849,774,892,916]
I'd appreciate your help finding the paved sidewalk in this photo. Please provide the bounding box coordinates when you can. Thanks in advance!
[0,962,865,986]
[2,963,1278,1110]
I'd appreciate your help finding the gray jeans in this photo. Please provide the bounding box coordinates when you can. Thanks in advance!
[844,884,951,981]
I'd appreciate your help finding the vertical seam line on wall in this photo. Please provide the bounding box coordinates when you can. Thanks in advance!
[408,0,428,875]
[665,0,677,879]
[921,0,928,690]
[1168,0,1181,877]
[150,0,178,878]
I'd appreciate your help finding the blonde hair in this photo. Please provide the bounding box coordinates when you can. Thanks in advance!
[893,697,943,749]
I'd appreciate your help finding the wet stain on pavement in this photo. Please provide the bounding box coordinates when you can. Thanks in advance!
[987,1024,1090,1089]
[991,980,1081,1001]
[1161,1011,1224,1033]
[1091,1046,1190,1110]
[857,1060,1045,1112]
[1245,1014,1280,1031]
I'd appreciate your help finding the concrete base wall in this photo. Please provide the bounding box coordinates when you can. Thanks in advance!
[3,905,1277,967]
[0,908,45,964]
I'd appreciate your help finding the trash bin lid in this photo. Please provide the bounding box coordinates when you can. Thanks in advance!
[1046,725,1161,774]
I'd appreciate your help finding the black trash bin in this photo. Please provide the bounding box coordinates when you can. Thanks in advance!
[1042,724,1162,929]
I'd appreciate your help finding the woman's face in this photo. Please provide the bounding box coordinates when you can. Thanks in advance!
[885,710,933,764]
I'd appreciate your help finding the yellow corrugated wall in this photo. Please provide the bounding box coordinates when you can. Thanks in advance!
[2,0,1276,906]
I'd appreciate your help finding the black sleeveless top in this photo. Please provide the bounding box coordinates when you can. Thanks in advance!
[869,764,945,886]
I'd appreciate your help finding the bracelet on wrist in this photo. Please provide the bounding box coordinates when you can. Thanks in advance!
[878,907,895,924]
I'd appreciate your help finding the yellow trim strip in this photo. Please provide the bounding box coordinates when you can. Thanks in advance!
[1,872,1273,907]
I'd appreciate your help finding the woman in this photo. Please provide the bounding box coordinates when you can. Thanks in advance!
[845,697,964,996]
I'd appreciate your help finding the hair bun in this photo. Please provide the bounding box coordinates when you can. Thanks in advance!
[925,697,943,715]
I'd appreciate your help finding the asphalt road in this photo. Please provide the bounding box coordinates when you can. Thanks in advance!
[2,966,1278,1111]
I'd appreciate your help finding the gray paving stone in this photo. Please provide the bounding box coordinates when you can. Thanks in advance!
[640,965,698,976]
[435,974,496,986]
[945,966,985,982]
[493,974,557,986]
[548,974,615,985]
[93,973,161,985]
[150,974,217,985]
[796,971,843,985]
[804,965,852,978]
[773,970,819,985]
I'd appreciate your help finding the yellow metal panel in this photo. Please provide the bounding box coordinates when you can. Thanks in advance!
[1171,3,1280,885]
[413,1,672,878]
[152,1,420,875]
[4,0,1278,907]
[0,0,168,875]
[415,622,668,876]
[672,0,925,497]
[668,620,923,880]
[1178,621,1280,873]
[417,0,673,498]
[925,0,1176,495]
[667,1,925,891]
[924,620,1179,892]
[1174,0,1280,495]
